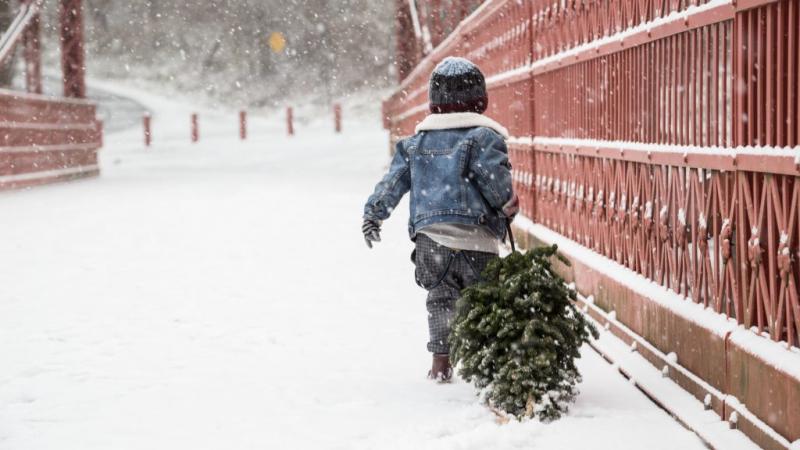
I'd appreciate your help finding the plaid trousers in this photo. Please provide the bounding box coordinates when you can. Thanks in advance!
[413,233,498,354]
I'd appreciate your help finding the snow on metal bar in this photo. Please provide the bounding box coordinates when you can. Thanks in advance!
[0,163,98,183]
[402,0,737,93]
[0,121,98,130]
[395,0,499,90]
[523,136,800,176]
[529,0,734,76]
[0,142,99,154]
[0,87,96,105]
[734,0,782,11]
[406,0,423,41]
[0,0,40,67]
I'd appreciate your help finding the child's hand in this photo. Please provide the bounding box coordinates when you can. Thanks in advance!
[502,194,520,220]
[362,218,382,248]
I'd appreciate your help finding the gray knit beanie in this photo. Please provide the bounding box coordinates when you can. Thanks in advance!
[428,57,488,114]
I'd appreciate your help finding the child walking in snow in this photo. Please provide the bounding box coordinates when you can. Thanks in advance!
[362,57,518,382]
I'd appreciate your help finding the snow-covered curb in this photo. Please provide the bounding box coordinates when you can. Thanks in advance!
[526,136,800,161]
[579,304,763,450]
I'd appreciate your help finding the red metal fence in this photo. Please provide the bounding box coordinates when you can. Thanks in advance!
[384,1,800,447]
[386,0,800,351]
[0,0,101,189]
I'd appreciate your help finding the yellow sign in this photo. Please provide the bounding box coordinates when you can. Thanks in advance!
[268,32,287,53]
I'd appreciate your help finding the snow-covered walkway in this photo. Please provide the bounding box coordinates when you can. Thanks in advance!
[0,85,708,449]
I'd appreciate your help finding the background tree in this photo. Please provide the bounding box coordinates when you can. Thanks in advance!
[35,0,395,106]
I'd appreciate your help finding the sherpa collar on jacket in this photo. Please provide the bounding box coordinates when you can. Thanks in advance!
[415,112,509,139]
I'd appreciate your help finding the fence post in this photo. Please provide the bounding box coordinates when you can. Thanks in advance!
[59,0,86,98]
[287,107,294,136]
[239,110,247,140]
[23,10,42,94]
[191,113,199,143]
[334,103,342,133]
[143,112,151,147]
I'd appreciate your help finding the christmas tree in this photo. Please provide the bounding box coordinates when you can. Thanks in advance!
[450,245,598,422]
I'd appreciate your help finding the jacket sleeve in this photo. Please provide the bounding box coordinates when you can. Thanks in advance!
[468,129,514,214]
[363,140,411,221]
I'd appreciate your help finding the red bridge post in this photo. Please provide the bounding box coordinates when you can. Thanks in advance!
[22,3,42,94]
[287,107,294,136]
[0,0,101,191]
[239,110,247,140]
[143,113,152,147]
[191,113,199,143]
[59,0,86,98]
[333,103,342,133]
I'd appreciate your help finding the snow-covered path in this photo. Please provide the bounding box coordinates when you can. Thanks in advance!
[0,86,707,450]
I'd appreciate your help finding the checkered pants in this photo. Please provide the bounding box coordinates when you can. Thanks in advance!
[413,233,498,354]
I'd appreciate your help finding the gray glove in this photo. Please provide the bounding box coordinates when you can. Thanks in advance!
[362,218,382,248]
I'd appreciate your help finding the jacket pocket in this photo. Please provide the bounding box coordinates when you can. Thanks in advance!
[419,147,456,156]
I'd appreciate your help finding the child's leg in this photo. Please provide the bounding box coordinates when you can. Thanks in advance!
[425,283,460,354]
[424,250,495,355]
[413,235,498,354]
[414,234,460,354]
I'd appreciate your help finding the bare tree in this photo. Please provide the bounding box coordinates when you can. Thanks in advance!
[53,0,395,105]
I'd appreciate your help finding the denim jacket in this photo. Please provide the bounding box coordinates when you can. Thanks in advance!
[364,112,514,240]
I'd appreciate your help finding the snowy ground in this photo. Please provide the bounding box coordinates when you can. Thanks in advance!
[0,84,709,449]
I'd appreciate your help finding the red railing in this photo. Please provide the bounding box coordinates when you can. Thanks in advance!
[393,0,485,79]
[0,0,101,189]
[384,1,800,445]
[385,0,800,350]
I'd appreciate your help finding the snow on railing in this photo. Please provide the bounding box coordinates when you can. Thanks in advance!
[0,0,39,67]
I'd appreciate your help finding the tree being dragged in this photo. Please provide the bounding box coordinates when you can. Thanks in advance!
[450,245,598,422]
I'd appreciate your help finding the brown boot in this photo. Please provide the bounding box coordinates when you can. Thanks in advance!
[428,353,453,382]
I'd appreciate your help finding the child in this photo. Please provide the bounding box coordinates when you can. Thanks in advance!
[362,57,518,381]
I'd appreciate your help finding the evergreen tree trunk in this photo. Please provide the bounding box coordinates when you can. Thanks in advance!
[0,0,15,87]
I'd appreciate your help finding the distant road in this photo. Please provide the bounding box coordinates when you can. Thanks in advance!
[87,80,149,134]
[12,74,148,134]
